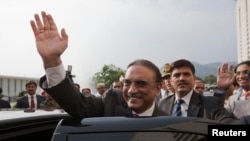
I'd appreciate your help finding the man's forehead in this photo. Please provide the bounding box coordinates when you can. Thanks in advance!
[126,65,154,74]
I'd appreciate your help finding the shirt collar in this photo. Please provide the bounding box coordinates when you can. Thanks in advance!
[175,90,193,105]
[133,102,155,116]
[28,94,36,98]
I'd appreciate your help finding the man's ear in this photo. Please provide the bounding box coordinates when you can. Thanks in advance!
[156,82,162,91]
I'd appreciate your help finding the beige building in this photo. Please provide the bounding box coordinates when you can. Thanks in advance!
[236,0,250,62]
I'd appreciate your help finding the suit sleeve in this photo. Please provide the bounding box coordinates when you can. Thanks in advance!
[213,90,227,105]
[40,74,104,119]
[208,96,238,124]
[103,88,130,116]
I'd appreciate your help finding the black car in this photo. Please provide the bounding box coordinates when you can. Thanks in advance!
[0,109,227,141]
[52,116,227,141]
[0,109,69,140]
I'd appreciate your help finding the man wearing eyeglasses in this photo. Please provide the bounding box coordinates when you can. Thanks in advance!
[30,11,166,119]
[121,59,166,116]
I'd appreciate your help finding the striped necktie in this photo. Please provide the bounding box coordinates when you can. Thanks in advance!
[173,99,184,116]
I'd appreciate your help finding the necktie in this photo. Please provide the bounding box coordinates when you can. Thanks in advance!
[173,99,184,116]
[30,96,35,108]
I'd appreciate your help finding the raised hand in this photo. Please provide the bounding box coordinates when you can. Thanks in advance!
[30,11,68,69]
[217,62,235,91]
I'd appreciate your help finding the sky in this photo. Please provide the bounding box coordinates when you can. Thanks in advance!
[0,0,237,91]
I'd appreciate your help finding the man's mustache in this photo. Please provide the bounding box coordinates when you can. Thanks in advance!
[177,81,188,86]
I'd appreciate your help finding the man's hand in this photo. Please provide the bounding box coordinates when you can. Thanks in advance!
[243,91,250,100]
[217,62,235,91]
[30,11,68,69]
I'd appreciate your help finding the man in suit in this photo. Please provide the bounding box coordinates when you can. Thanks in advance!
[158,59,237,123]
[0,99,11,108]
[16,81,45,109]
[30,11,166,119]
[155,63,174,103]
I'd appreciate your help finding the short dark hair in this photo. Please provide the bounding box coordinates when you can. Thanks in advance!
[127,59,162,82]
[234,60,250,73]
[170,59,195,74]
[112,80,123,86]
[25,80,37,87]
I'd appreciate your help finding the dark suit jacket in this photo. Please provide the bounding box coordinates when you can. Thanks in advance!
[155,92,162,104]
[16,95,45,108]
[0,99,11,108]
[40,74,166,119]
[158,91,237,123]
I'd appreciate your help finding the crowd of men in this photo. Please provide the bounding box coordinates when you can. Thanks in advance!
[1,11,250,125]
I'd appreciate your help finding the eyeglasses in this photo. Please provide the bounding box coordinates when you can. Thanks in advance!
[123,79,158,88]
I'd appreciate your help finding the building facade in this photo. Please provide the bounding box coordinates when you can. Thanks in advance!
[236,0,250,62]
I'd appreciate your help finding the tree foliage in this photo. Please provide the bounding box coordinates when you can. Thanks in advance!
[204,74,217,85]
[92,64,125,88]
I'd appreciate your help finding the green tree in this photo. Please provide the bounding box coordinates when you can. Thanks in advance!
[204,74,217,85]
[93,64,125,88]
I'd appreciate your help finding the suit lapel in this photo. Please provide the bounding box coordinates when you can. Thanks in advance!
[115,106,132,117]
[152,104,166,116]
[187,92,201,117]
[166,96,175,115]
[24,96,30,108]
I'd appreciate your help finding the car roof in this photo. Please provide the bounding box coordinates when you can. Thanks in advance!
[55,116,225,135]
[0,108,67,120]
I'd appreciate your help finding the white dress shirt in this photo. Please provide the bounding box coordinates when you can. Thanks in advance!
[43,63,66,88]
[173,90,192,117]
[133,102,155,117]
